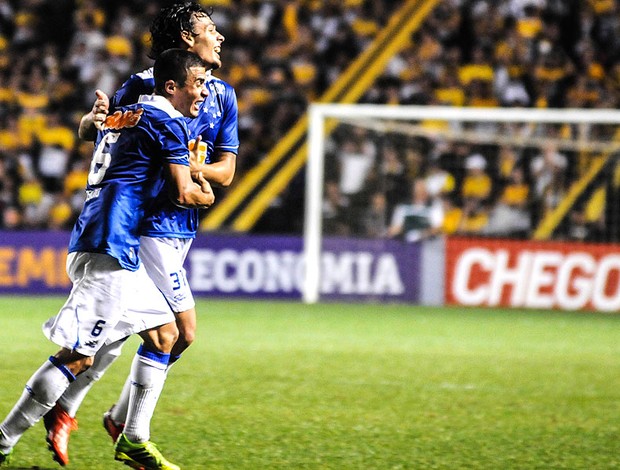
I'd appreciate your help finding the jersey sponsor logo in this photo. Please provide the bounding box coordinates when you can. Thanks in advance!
[446,238,620,311]
[103,108,144,130]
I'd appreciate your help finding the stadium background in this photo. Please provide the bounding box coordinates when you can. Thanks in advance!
[0,2,620,468]
[0,0,619,309]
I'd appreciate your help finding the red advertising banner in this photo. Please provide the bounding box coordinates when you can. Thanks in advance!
[446,237,620,312]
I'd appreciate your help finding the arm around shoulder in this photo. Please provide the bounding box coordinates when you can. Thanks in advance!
[192,150,236,188]
[167,163,215,209]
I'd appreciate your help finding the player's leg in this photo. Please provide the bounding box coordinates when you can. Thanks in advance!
[103,260,179,440]
[123,322,178,442]
[0,350,90,465]
[114,321,180,470]
[32,252,129,466]
[43,338,128,464]
[170,306,197,359]
[109,237,191,469]
[104,237,197,438]
[103,306,196,443]
[140,236,197,364]
[58,337,128,417]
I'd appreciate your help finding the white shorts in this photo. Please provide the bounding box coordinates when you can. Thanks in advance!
[105,236,194,343]
[42,252,131,356]
[139,236,195,313]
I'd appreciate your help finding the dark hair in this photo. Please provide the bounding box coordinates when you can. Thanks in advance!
[153,48,206,94]
[148,2,212,60]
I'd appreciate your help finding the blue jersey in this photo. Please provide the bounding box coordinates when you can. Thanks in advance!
[69,95,191,271]
[111,68,239,238]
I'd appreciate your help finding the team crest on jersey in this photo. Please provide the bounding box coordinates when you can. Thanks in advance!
[213,82,226,94]
[104,108,144,130]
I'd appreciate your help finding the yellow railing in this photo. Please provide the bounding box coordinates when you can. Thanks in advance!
[533,155,609,240]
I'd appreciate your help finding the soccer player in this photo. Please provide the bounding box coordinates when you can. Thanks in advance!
[42,3,239,468]
[0,48,214,468]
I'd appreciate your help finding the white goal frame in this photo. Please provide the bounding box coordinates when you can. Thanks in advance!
[303,104,620,304]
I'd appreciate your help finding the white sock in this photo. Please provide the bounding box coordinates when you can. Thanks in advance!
[123,345,169,443]
[110,375,132,425]
[0,357,74,451]
[111,354,179,427]
[59,339,126,417]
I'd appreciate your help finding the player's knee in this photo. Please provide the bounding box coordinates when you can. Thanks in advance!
[55,350,94,375]
[179,328,195,347]
[176,308,196,348]
[156,322,179,352]
[82,355,95,370]
[161,328,179,351]
[140,322,179,352]
[73,356,95,375]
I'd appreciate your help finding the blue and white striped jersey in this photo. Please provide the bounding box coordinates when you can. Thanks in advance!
[110,68,239,238]
[68,95,191,271]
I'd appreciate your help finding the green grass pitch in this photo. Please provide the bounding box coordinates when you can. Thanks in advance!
[0,296,619,469]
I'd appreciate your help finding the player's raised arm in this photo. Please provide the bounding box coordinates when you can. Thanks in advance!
[78,90,110,141]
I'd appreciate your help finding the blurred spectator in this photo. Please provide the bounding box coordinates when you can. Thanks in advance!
[530,142,569,220]
[47,193,73,230]
[483,166,531,237]
[441,194,463,236]
[456,197,490,236]
[424,159,455,200]
[461,153,492,203]
[322,180,349,236]
[1,205,21,230]
[361,191,388,238]
[337,127,376,199]
[36,111,75,193]
[386,179,444,242]
[377,141,409,220]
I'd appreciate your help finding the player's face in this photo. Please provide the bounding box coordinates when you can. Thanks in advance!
[173,66,209,118]
[188,15,224,70]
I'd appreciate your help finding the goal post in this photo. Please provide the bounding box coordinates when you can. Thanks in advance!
[303,104,620,305]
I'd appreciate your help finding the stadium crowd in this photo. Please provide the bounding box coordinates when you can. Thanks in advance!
[0,0,618,240]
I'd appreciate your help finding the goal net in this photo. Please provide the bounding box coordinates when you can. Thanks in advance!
[303,104,620,307]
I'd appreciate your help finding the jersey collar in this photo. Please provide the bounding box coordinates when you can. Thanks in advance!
[138,94,183,118]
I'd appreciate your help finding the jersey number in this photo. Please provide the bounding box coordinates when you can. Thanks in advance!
[88,132,120,185]
[91,319,106,337]
[170,270,186,290]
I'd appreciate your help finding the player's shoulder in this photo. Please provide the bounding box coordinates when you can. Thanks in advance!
[208,73,236,95]
[123,68,155,92]
[113,68,155,108]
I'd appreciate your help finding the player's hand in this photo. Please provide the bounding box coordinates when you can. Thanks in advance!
[189,135,205,177]
[92,89,109,130]
[195,171,213,193]
[195,171,215,207]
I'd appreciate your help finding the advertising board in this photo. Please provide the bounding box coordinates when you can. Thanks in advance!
[446,237,620,312]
